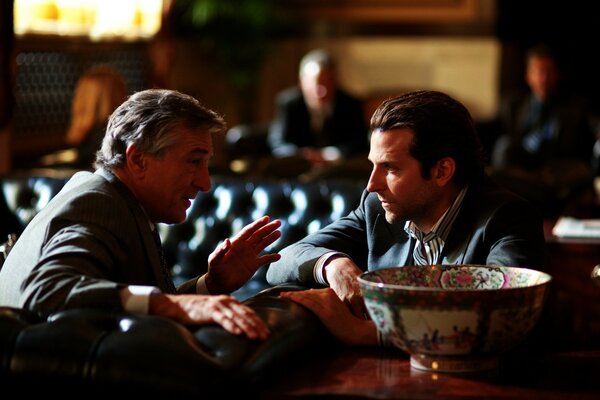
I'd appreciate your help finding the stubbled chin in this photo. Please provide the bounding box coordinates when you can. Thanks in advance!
[166,201,191,224]
[169,211,187,224]
[384,211,398,224]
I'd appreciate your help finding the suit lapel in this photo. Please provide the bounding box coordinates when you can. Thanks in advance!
[96,169,169,291]
[374,216,413,267]
[439,187,476,265]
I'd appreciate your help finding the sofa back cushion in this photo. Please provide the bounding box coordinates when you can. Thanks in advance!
[0,174,365,298]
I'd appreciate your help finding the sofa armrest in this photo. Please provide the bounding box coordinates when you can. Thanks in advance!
[0,284,332,396]
[7,308,227,397]
[194,283,334,388]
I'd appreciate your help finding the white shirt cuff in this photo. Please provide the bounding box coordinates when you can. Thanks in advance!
[120,285,160,314]
[313,251,348,286]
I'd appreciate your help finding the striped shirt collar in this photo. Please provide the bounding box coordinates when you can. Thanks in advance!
[404,186,468,243]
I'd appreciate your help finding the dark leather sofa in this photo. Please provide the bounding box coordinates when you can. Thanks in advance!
[0,172,365,396]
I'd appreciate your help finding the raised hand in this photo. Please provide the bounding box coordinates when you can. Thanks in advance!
[205,216,281,294]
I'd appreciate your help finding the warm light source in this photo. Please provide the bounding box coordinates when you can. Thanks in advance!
[14,0,163,40]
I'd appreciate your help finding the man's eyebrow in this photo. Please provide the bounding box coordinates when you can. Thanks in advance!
[190,148,210,155]
[187,148,212,158]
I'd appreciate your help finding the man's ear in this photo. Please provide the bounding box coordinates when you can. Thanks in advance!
[126,144,147,176]
[432,157,455,186]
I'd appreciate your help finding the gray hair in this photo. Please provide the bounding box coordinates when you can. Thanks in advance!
[94,89,226,170]
[299,49,335,77]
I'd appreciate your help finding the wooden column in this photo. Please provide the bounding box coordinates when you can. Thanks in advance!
[0,1,14,175]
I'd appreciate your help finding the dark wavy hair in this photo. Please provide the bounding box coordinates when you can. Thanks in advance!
[370,90,485,187]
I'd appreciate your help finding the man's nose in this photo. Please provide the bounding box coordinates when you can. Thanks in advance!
[194,168,211,192]
[366,168,381,192]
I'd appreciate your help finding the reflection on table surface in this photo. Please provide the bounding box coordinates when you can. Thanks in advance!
[263,347,600,399]
[264,217,600,399]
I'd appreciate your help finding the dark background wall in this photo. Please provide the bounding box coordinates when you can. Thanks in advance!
[496,0,600,103]
[3,0,600,173]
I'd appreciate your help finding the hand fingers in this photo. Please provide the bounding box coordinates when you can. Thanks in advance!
[229,222,281,257]
[244,221,281,252]
[343,287,366,318]
[207,238,230,264]
[255,219,282,237]
[256,253,281,266]
[281,289,330,308]
[236,217,281,241]
[279,291,295,301]
[229,302,269,340]
[280,291,317,310]
[213,300,269,340]
[255,229,282,251]
[279,291,309,306]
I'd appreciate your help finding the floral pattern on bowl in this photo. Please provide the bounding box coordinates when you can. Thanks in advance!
[359,265,551,372]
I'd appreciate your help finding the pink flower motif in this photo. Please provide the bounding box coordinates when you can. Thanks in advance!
[456,271,474,286]
[441,272,451,285]
[502,273,511,288]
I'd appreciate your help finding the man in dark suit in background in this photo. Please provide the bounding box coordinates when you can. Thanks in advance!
[490,44,598,217]
[0,89,281,340]
[268,48,369,167]
[267,90,549,346]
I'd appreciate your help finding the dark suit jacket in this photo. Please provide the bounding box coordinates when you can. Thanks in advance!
[266,177,549,286]
[492,90,596,170]
[0,169,197,315]
[268,87,369,158]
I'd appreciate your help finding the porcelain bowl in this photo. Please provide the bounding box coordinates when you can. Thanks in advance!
[358,265,552,373]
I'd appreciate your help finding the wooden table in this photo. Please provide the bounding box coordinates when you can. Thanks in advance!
[261,220,600,399]
[262,347,600,399]
[544,219,600,348]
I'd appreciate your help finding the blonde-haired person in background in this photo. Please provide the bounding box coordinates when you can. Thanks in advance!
[65,65,128,168]
[40,65,127,170]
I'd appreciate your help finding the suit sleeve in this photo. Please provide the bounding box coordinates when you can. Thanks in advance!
[20,223,126,314]
[483,197,550,272]
[18,188,150,315]
[266,189,371,286]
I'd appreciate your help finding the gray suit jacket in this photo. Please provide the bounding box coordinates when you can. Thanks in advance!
[266,177,549,286]
[0,169,197,315]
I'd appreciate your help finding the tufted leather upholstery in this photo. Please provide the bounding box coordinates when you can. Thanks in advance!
[0,284,334,397]
[0,172,362,395]
[1,173,365,299]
